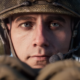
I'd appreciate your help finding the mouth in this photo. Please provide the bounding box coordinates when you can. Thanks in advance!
[30,55,50,61]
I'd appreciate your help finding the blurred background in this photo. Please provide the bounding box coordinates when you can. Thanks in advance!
[0,40,5,55]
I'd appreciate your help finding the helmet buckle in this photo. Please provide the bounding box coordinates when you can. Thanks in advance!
[21,1,32,6]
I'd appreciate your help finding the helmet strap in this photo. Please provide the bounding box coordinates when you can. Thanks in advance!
[1,19,17,58]
[65,20,80,58]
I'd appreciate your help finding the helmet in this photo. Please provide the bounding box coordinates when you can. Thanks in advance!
[0,0,80,19]
[0,0,80,58]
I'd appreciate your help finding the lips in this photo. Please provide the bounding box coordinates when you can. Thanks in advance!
[30,55,50,61]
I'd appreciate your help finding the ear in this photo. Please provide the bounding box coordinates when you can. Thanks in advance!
[7,23,10,30]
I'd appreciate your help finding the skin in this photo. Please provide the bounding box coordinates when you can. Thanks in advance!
[7,13,72,68]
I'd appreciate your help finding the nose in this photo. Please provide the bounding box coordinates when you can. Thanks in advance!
[32,18,49,47]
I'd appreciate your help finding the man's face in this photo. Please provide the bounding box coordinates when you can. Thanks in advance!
[7,13,72,68]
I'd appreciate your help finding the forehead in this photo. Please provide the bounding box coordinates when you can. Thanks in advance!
[11,13,71,21]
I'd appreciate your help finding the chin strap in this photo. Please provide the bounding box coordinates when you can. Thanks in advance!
[67,20,80,58]
[64,43,80,58]
[49,44,80,63]
[1,20,17,58]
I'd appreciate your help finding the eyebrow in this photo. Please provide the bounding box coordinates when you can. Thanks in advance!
[15,16,36,23]
[46,16,66,23]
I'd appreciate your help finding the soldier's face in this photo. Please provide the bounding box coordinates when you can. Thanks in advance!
[7,13,72,68]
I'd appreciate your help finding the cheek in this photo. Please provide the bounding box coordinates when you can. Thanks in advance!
[49,28,71,53]
[55,30,71,53]
[11,28,34,59]
[56,31,71,42]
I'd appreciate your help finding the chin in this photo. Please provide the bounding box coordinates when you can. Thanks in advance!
[31,64,47,69]
[26,60,49,69]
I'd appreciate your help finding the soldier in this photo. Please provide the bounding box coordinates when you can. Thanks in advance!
[0,0,80,80]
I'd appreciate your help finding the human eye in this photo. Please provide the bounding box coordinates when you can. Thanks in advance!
[50,22,60,30]
[19,22,33,30]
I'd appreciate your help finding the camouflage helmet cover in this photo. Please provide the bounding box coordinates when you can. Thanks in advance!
[0,0,80,19]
